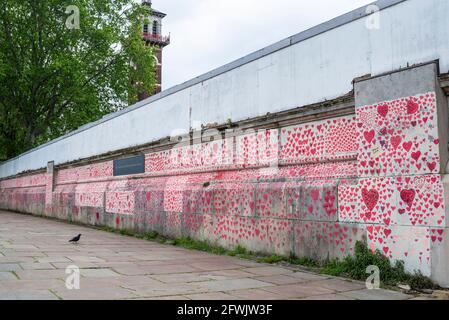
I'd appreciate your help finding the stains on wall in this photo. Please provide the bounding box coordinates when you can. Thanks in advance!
[281,116,357,163]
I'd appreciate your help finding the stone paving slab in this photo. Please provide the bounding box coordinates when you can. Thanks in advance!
[0,211,431,300]
[261,283,336,299]
[0,289,58,300]
[0,271,17,280]
[194,278,273,292]
[340,289,411,300]
[0,279,66,291]
[308,278,366,292]
[243,266,295,276]
[79,268,121,278]
[228,288,288,300]
[20,262,56,270]
[120,282,206,298]
[53,286,140,300]
[185,292,239,300]
[150,272,224,284]
[299,293,356,300]
[0,263,21,272]
[254,274,312,285]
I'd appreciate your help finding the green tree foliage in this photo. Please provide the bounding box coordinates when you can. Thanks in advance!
[0,0,156,160]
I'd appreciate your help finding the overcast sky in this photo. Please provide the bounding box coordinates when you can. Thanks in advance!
[152,0,374,89]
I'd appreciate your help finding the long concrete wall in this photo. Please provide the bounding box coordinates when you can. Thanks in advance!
[1,62,449,286]
[1,0,449,179]
[1,0,449,287]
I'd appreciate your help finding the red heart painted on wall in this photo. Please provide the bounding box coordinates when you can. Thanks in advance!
[400,189,416,207]
[310,189,320,201]
[249,202,255,210]
[407,100,419,114]
[390,136,402,150]
[411,151,421,162]
[362,188,379,211]
[364,130,375,143]
[403,142,413,152]
[378,104,389,118]
[427,162,436,171]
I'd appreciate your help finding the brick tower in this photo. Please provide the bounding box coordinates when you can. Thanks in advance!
[140,0,170,100]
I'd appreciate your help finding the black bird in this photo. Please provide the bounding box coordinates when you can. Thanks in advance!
[69,234,82,243]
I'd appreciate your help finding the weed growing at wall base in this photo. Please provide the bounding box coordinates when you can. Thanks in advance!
[320,242,435,290]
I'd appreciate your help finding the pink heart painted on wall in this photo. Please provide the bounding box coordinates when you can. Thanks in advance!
[377,104,389,118]
[362,188,379,211]
[400,189,416,207]
[427,162,436,171]
[411,151,421,162]
[390,136,402,150]
[364,130,375,143]
[310,189,320,201]
[403,142,413,152]
[407,100,419,114]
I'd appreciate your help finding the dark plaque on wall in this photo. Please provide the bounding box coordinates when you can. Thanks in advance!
[113,155,145,176]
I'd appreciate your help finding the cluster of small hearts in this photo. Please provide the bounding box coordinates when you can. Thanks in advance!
[357,92,439,177]
[56,161,113,183]
[0,172,47,189]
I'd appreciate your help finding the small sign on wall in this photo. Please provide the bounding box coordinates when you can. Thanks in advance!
[113,155,145,176]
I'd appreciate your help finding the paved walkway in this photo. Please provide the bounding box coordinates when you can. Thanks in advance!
[0,211,416,300]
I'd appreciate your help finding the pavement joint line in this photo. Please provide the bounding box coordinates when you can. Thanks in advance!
[48,289,63,300]
[119,285,138,292]
[257,285,332,296]
[135,289,223,300]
